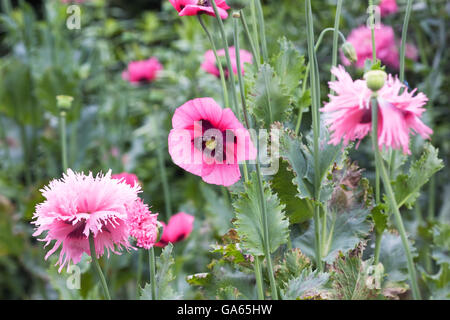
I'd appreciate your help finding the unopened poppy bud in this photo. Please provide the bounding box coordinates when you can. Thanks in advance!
[342,42,357,64]
[156,221,164,243]
[56,95,74,112]
[232,11,241,18]
[364,70,387,92]
[228,0,247,10]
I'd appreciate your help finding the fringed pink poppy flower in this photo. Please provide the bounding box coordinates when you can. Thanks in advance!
[321,66,433,154]
[168,97,257,186]
[126,198,159,250]
[379,0,398,17]
[169,0,230,19]
[112,172,139,187]
[201,47,253,77]
[156,212,194,247]
[122,57,163,84]
[32,169,140,272]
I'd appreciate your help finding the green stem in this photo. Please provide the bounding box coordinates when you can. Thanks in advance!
[331,0,343,83]
[371,96,421,300]
[374,232,382,264]
[156,141,172,220]
[149,247,157,300]
[427,175,436,221]
[295,27,346,135]
[306,0,323,272]
[197,15,230,108]
[254,256,265,300]
[136,249,143,298]
[88,234,112,300]
[239,10,260,68]
[255,0,268,62]
[233,13,250,183]
[210,0,239,113]
[369,0,377,61]
[60,111,68,172]
[250,0,261,63]
[400,0,413,84]
[233,14,267,298]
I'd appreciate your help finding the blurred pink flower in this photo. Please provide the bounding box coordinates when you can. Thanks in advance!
[201,47,253,77]
[122,57,163,84]
[168,97,256,186]
[32,170,140,272]
[341,24,399,69]
[168,0,230,19]
[126,198,159,250]
[321,66,433,154]
[379,0,398,17]
[112,172,139,187]
[341,24,419,69]
[156,212,194,247]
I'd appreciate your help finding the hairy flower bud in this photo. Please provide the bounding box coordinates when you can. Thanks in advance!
[364,70,387,92]
[341,42,357,64]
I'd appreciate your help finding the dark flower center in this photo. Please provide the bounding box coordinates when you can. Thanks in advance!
[193,120,236,162]
[360,107,372,124]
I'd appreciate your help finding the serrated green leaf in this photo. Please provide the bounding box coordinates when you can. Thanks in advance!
[432,224,450,266]
[140,244,180,300]
[294,208,371,264]
[331,252,380,300]
[275,248,311,288]
[272,159,314,224]
[186,273,212,286]
[282,269,330,300]
[271,37,306,95]
[376,232,417,283]
[247,63,291,128]
[372,204,388,236]
[233,172,289,256]
[392,143,444,209]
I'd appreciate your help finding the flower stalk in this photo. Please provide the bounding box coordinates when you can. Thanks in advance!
[197,15,230,108]
[370,95,421,300]
[149,247,157,300]
[88,234,112,300]
[306,0,323,272]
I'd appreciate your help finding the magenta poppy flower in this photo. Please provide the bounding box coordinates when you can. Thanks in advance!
[122,57,163,84]
[168,98,257,187]
[155,212,194,247]
[168,0,230,19]
[201,47,253,77]
[32,170,140,272]
[126,198,159,250]
[321,66,433,154]
[379,0,398,17]
[112,172,139,187]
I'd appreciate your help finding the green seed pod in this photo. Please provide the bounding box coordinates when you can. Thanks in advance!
[227,0,247,10]
[341,42,357,64]
[364,70,387,92]
[56,95,74,111]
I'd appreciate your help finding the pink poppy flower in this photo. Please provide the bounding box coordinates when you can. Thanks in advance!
[321,66,433,154]
[156,212,194,247]
[168,0,230,19]
[379,0,398,17]
[168,97,257,187]
[126,198,159,250]
[201,47,253,77]
[122,57,163,84]
[112,172,139,187]
[341,24,399,69]
[32,170,140,272]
